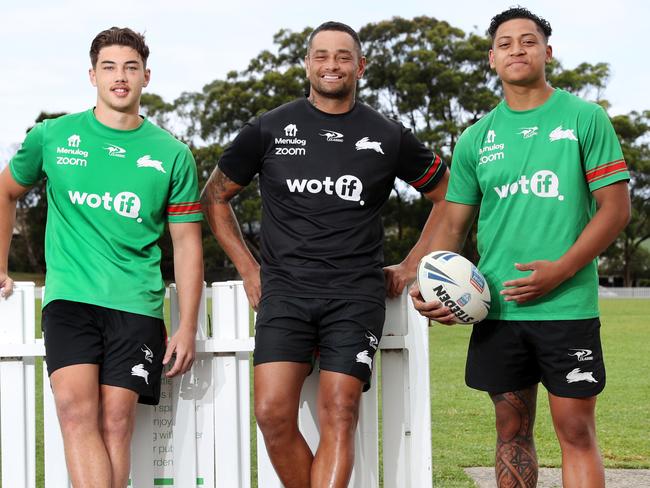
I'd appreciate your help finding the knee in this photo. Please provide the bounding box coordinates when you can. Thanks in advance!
[495,409,532,443]
[555,418,596,450]
[255,397,295,436]
[101,404,135,441]
[319,396,360,434]
[54,392,97,431]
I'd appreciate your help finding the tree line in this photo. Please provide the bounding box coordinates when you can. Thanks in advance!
[8,16,650,286]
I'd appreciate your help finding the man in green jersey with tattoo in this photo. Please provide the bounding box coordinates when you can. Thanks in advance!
[412,8,630,488]
[0,28,203,488]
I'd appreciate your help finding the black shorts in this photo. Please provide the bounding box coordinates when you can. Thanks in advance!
[42,300,167,405]
[466,318,605,398]
[253,296,385,391]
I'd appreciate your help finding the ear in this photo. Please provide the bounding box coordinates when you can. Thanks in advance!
[143,68,151,87]
[488,49,496,69]
[89,67,97,87]
[545,44,553,64]
[304,55,310,78]
[356,56,367,80]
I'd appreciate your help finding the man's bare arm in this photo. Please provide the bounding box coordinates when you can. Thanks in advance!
[0,167,31,298]
[201,168,261,309]
[501,181,630,303]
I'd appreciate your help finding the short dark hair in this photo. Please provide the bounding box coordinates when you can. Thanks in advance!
[307,21,362,56]
[488,7,552,42]
[90,27,150,68]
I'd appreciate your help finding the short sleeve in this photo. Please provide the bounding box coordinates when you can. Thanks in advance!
[218,118,264,186]
[395,126,447,193]
[581,106,629,192]
[445,129,482,205]
[10,123,45,186]
[167,146,203,223]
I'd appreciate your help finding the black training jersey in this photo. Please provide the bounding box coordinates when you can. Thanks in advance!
[219,98,446,305]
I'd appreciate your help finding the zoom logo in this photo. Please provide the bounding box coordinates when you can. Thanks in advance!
[286,175,365,206]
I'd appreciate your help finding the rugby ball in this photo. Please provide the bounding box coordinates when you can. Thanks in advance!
[417,251,491,324]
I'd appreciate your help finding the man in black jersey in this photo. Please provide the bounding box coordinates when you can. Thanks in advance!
[202,21,449,488]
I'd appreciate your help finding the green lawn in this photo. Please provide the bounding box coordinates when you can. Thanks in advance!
[429,299,650,487]
[4,298,648,487]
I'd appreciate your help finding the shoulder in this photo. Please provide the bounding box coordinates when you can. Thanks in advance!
[355,102,403,130]
[457,108,499,148]
[554,89,602,116]
[37,110,88,133]
[258,99,307,122]
[141,120,191,153]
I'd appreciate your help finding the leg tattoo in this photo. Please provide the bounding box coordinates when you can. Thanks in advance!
[490,387,539,488]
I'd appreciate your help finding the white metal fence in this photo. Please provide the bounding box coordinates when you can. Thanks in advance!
[599,287,650,298]
[0,282,432,488]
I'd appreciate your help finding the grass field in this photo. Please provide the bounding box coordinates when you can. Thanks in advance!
[3,298,648,487]
[429,299,650,487]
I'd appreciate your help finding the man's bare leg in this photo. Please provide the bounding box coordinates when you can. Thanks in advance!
[490,385,539,488]
[311,371,363,488]
[255,362,313,488]
[549,393,604,488]
[100,385,138,488]
[50,364,111,488]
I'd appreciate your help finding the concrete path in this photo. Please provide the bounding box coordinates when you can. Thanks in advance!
[464,467,650,487]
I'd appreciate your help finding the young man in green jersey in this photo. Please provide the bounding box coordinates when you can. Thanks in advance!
[0,28,203,488]
[411,7,630,488]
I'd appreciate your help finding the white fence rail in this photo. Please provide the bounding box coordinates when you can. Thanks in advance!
[599,287,650,298]
[0,282,432,488]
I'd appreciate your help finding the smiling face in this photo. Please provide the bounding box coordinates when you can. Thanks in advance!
[489,18,552,88]
[89,45,150,115]
[305,29,366,103]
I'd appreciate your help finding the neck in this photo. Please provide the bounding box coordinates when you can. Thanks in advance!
[308,91,356,114]
[93,102,143,130]
[502,82,555,111]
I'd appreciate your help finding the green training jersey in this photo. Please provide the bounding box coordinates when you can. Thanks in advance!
[447,89,628,320]
[10,109,202,319]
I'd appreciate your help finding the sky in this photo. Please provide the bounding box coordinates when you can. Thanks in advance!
[0,0,647,156]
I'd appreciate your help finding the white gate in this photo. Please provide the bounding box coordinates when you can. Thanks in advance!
[0,281,432,487]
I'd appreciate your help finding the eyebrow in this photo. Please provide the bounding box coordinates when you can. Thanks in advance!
[497,32,539,41]
[99,60,141,65]
[312,48,354,55]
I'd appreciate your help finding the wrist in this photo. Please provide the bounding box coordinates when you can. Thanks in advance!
[554,257,578,280]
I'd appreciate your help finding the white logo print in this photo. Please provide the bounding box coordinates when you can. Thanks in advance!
[68,190,143,222]
[131,364,150,384]
[485,130,496,143]
[518,127,538,139]
[355,137,384,154]
[549,126,578,142]
[142,344,154,363]
[137,155,166,173]
[566,368,597,384]
[104,144,126,158]
[494,170,564,201]
[569,349,593,361]
[319,130,344,142]
[366,331,378,350]
[67,134,81,147]
[356,350,373,370]
[286,175,365,206]
[284,124,298,137]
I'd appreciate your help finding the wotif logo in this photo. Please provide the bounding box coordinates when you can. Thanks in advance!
[68,190,143,222]
[286,175,365,206]
[494,170,564,201]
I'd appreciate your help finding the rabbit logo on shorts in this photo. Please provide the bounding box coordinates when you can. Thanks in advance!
[131,363,150,384]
